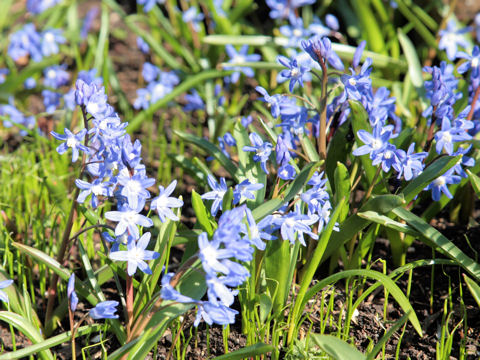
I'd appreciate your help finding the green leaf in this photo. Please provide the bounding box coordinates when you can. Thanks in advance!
[334,162,350,222]
[326,121,351,186]
[350,100,378,186]
[0,312,53,360]
[366,312,410,360]
[300,135,320,162]
[400,155,460,203]
[393,207,480,281]
[252,162,320,221]
[202,35,407,71]
[463,275,480,308]
[322,194,405,262]
[191,189,215,237]
[168,154,207,183]
[350,0,385,54]
[467,169,480,198]
[288,198,347,343]
[310,334,366,360]
[357,211,421,237]
[174,130,241,182]
[11,242,70,281]
[128,70,231,133]
[395,0,438,49]
[0,324,101,360]
[233,120,266,205]
[397,31,425,97]
[213,343,274,359]
[302,269,422,336]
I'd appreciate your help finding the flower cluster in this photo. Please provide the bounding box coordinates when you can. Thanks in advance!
[8,24,65,63]
[51,70,183,278]
[134,63,180,110]
[161,206,273,326]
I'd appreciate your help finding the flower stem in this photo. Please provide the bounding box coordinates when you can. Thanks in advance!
[318,57,329,160]
[45,105,90,332]
[467,85,480,121]
[126,274,134,338]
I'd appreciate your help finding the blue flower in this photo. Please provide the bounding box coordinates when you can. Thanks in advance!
[109,232,160,276]
[255,86,283,118]
[89,301,119,319]
[44,65,70,89]
[278,164,297,180]
[201,175,228,217]
[426,169,461,201]
[51,128,90,162]
[27,0,62,14]
[301,36,344,71]
[457,46,480,78]
[339,58,372,102]
[0,279,14,303]
[137,37,150,54]
[142,62,160,83]
[277,55,311,92]
[161,273,196,303]
[8,24,42,62]
[371,143,404,173]
[0,69,9,85]
[273,207,319,246]
[75,178,113,208]
[117,172,155,209]
[40,29,65,57]
[279,17,311,48]
[352,124,392,159]
[68,274,78,312]
[151,180,184,222]
[183,90,205,111]
[325,14,339,31]
[42,90,62,113]
[182,8,204,32]
[434,116,472,155]
[438,20,471,61]
[194,302,237,326]
[242,132,273,174]
[137,0,165,12]
[198,232,234,276]
[105,201,153,239]
[80,7,99,39]
[24,77,36,89]
[224,45,261,83]
[244,208,276,251]
[396,143,426,181]
[352,40,367,68]
[232,179,263,205]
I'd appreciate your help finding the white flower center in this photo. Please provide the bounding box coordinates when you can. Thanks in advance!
[154,195,167,208]
[441,132,452,143]
[371,139,382,150]
[153,83,165,96]
[91,184,104,196]
[291,68,300,77]
[129,246,144,262]
[124,211,137,223]
[284,217,296,228]
[66,137,78,148]
[44,32,55,43]
[472,57,479,68]
[384,150,393,159]
[348,78,357,86]
[47,69,56,79]
[433,176,446,187]
[293,29,303,37]
[232,55,245,64]
[126,180,142,194]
